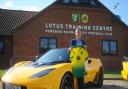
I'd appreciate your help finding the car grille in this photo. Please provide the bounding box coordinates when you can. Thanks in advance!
[3,83,27,89]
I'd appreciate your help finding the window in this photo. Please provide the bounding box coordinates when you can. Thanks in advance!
[80,0,90,4]
[36,49,70,63]
[127,40,128,54]
[110,41,117,54]
[90,0,97,6]
[102,40,118,55]
[40,38,48,49]
[62,0,90,4]
[49,39,57,49]
[63,0,69,3]
[0,40,4,54]
[72,0,79,3]
[102,41,109,54]
[40,38,57,53]
[61,0,98,7]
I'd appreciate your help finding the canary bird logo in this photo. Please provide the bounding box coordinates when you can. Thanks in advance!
[70,46,88,77]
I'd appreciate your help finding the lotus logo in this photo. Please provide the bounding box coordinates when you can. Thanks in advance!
[72,12,89,23]
[81,14,88,23]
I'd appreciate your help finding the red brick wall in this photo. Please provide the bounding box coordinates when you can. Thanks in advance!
[13,6,128,71]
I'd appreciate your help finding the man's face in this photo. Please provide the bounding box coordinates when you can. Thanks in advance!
[75,30,81,39]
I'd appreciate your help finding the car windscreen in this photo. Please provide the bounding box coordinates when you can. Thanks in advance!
[35,49,70,64]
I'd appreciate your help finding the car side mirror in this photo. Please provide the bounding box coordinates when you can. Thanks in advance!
[32,56,39,62]
[36,56,38,59]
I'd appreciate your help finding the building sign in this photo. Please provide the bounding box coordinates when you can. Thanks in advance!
[45,23,113,36]
[72,12,89,23]
[44,12,112,36]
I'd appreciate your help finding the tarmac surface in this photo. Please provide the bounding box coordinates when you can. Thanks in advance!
[85,79,128,89]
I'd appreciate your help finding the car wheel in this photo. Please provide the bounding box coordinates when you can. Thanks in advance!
[60,73,74,89]
[96,68,103,87]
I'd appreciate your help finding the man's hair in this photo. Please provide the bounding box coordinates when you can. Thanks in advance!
[75,28,81,33]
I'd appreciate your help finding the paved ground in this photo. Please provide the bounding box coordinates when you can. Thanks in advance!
[85,79,128,89]
[0,79,128,89]
[0,82,1,89]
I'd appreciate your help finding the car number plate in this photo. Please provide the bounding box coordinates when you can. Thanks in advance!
[4,83,21,89]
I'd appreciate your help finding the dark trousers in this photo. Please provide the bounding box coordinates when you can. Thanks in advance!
[77,77,84,89]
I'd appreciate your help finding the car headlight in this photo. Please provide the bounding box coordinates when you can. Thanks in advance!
[30,68,55,78]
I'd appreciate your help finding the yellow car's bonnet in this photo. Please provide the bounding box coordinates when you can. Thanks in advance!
[2,61,67,83]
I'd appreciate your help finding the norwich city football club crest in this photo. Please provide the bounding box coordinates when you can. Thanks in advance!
[72,13,79,22]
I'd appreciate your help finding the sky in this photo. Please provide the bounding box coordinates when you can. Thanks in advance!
[0,0,127,25]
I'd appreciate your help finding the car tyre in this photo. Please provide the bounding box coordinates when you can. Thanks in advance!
[96,68,103,87]
[60,73,74,89]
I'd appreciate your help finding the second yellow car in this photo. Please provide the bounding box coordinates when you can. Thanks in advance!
[121,60,128,80]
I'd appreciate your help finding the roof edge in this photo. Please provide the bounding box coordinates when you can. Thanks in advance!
[98,1,128,29]
[11,1,57,33]
[12,0,128,34]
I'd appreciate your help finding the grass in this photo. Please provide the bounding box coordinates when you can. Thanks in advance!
[0,70,6,79]
[104,71,122,79]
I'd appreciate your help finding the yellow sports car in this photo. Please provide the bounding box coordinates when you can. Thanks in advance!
[121,61,128,80]
[1,48,104,89]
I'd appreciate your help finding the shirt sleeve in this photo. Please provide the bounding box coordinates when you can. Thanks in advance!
[82,40,86,45]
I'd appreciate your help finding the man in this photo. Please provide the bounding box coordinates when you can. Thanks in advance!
[70,29,87,49]
[70,28,87,89]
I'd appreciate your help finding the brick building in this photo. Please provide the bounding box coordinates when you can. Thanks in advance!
[0,0,128,71]
[0,9,37,68]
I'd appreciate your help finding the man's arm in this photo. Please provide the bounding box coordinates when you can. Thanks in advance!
[69,39,74,52]
[81,39,87,49]
[70,39,73,47]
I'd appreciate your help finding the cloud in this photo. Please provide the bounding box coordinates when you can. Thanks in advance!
[1,0,41,11]
[4,0,14,8]
[18,6,41,11]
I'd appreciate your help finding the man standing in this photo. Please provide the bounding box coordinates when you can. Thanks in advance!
[70,28,87,89]
[70,29,87,49]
